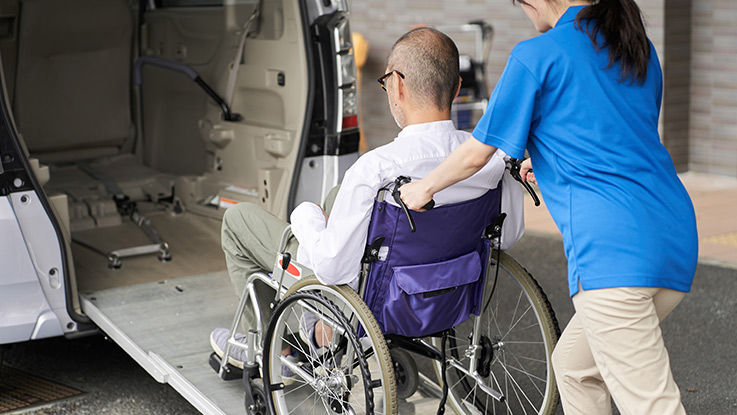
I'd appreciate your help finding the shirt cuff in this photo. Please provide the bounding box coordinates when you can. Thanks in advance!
[290,202,327,246]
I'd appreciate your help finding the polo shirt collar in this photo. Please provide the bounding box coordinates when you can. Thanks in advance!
[556,5,586,27]
[396,120,456,141]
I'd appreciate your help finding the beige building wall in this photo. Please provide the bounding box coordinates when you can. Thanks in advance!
[663,0,692,172]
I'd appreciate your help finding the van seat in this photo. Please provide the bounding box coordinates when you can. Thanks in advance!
[14,0,133,159]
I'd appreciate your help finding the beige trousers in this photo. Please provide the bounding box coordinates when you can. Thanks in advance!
[552,285,687,415]
[220,187,341,330]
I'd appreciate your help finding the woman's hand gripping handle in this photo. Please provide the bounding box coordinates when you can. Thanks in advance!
[392,176,434,232]
[507,157,540,206]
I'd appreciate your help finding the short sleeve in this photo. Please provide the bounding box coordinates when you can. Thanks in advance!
[651,44,663,115]
[472,55,540,159]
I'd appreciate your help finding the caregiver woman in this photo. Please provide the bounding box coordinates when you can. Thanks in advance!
[401,1,698,414]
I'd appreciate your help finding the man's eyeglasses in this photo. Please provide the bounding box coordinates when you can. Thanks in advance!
[377,70,405,91]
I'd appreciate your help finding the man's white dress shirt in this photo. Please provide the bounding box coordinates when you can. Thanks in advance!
[290,120,524,287]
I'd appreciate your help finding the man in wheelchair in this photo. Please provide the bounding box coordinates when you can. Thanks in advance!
[210,27,533,413]
[211,24,521,366]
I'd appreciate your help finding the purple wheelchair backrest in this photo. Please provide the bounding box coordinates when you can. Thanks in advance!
[362,187,502,337]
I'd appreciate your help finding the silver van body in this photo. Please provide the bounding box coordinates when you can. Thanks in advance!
[0,0,358,412]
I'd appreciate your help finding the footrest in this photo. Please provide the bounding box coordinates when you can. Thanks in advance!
[209,352,243,381]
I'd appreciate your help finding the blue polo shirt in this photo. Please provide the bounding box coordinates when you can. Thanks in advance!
[473,6,698,296]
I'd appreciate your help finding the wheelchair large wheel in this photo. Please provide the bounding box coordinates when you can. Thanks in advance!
[263,279,397,415]
[432,251,560,414]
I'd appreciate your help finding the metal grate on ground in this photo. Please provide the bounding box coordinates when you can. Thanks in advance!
[0,365,84,413]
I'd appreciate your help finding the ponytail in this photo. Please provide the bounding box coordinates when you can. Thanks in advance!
[576,0,651,83]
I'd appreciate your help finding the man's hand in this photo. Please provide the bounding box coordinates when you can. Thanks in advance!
[293,201,328,227]
[520,158,536,184]
[399,180,434,211]
[308,202,329,223]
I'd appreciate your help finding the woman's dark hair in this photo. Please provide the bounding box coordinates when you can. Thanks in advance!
[514,0,651,83]
[576,0,650,83]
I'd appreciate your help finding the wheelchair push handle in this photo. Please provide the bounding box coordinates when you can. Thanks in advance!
[507,158,541,207]
[392,176,435,233]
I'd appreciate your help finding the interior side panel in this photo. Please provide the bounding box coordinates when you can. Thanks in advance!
[197,0,309,220]
[140,0,309,220]
[140,7,227,175]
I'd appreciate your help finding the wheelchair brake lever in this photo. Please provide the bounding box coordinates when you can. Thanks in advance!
[392,176,434,233]
[508,158,541,207]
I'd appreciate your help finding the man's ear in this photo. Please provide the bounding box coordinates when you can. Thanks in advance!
[394,72,406,102]
[453,76,463,101]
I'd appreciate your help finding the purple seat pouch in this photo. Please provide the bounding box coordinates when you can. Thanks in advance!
[363,187,501,337]
[381,250,484,336]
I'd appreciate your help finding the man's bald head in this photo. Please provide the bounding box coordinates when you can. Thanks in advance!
[387,28,460,111]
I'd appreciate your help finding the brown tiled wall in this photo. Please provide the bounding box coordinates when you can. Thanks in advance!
[690,0,737,176]
[663,0,692,172]
[349,1,665,150]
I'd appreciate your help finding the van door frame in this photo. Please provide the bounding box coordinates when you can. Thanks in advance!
[0,60,92,329]
[287,0,360,212]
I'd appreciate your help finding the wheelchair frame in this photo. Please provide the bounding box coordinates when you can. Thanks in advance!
[208,161,559,414]
[210,217,559,415]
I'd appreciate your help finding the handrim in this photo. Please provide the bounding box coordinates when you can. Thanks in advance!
[265,278,397,414]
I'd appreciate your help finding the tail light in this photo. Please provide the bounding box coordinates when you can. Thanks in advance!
[333,17,358,133]
[304,9,360,157]
[340,83,358,130]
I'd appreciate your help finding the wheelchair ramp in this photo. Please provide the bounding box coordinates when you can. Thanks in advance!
[80,271,246,415]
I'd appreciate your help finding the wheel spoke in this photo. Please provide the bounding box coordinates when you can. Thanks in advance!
[503,304,533,339]
[500,352,537,412]
[282,380,312,396]
[506,290,524,336]
[286,389,320,415]
[506,354,546,397]
[511,354,547,364]
[500,341,543,345]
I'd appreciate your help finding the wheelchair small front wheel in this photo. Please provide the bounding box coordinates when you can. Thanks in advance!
[262,287,396,414]
[390,348,418,400]
[432,251,560,415]
[245,378,267,415]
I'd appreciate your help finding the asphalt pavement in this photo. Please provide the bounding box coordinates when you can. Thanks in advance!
[2,233,735,414]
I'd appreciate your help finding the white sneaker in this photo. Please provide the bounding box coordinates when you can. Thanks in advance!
[210,328,248,369]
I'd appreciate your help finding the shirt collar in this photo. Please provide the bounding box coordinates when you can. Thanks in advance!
[396,120,456,141]
[556,5,586,27]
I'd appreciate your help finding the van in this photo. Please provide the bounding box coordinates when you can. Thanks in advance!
[0,0,358,413]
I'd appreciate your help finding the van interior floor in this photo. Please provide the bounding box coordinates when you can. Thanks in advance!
[38,153,226,292]
[80,271,246,415]
[73,211,225,293]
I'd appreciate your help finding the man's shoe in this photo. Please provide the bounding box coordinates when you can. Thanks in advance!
[210,328,248,369]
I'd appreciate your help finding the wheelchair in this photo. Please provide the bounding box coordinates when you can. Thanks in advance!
[212,169,560,415]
